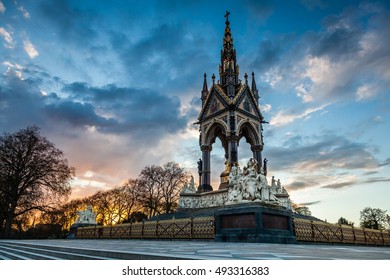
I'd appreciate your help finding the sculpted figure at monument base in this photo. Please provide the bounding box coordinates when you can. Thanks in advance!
[179,158,292,210]
[75,205,97,225]
[227,158,280,205]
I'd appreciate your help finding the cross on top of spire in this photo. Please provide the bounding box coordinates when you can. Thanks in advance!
[225,11,230,22]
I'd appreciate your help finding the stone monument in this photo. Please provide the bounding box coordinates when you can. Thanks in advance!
[75,205,97,225]
[68,205,97,239]
[178,11,295,243]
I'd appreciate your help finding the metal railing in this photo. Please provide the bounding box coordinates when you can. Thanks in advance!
[293,218,390,246]
[76,216,215,240]
[76,215,390,246]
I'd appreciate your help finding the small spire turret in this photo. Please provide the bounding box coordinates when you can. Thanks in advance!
[201,73,208,104]
[252,72,259,102]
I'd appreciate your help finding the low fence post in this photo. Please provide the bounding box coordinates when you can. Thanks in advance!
[339,224,344,243]
[141,219,145,239]
[172,216,175,239]
[380,230,385,246]
[310,220,315,242]
[190,217,194,239]
[352,225,356,244]
[363,228,367,244]
[155,218,158,239]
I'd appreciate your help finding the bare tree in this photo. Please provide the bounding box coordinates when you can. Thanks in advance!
[137,165,164,218]
[136,163,189,218]
[120,179,144,222]
[0,126,75,238]
[160,162,189,213]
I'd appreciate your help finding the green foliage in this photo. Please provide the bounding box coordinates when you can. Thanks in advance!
[337,217,354,227]
[292,204,312,216]
[359,207,388,229]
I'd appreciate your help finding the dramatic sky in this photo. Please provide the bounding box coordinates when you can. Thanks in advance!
[1,0,389,225]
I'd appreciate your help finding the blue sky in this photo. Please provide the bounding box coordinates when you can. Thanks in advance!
[1,0,389,225]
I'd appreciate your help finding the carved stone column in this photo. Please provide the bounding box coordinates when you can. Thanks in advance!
[228,139,238,166]
[228,114,238,167]
[198,146,213,193]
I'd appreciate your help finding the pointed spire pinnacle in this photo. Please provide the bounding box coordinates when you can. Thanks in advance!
[212,73,215,85]
[251,72,259,101]
[201,73,208,104]
[251,72,257,90]
[202,73,208,92]
[222,11,234,58]
[219,11,239,89]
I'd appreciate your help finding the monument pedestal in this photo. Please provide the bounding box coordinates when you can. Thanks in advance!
[215,203,296,243]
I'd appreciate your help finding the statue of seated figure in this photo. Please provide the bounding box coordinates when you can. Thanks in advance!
[76,205,97,224]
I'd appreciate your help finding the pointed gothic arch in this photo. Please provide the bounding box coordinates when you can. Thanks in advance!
[204,121,228,152]
[238,121,263,172]
[238,121,259,147]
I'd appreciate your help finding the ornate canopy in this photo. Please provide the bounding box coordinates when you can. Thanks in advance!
[197,11,267,192]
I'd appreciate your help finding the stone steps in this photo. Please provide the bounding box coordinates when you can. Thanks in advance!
[0,242,114,260]
[0,245,60,260]
[0,240,187,260]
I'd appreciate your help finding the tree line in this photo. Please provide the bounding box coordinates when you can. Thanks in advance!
[0,126,389,238]
[41,162,189,230]
[0,126,188,238]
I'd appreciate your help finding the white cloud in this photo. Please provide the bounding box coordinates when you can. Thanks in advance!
[261,103,272,113]
[304,56,331,84]
[2,61,23,78]
[356,83,379,101]
[0,1,5,13]
[295,83,313,103]
[23,40,39,58]
[261,67,282,88]
[2,61,23,70]
[0,27,15,48]
[18,5,30,19]
[270,104,328,127]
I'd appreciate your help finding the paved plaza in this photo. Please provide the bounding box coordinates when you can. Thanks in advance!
[1,239,389,260]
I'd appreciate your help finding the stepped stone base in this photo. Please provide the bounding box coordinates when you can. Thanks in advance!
[154,202,296,244]
[215,203,296,243]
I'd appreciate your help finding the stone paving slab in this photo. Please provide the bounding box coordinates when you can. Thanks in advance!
[1,239,389,260]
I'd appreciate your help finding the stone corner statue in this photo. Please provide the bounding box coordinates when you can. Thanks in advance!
[181,175,196,194]
[263,158,268,176]
[197,158,203,173]
[75,205,97,225]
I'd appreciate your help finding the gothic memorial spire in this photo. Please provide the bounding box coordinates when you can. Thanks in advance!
[197,11,265,193]
[219,11,239,98]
